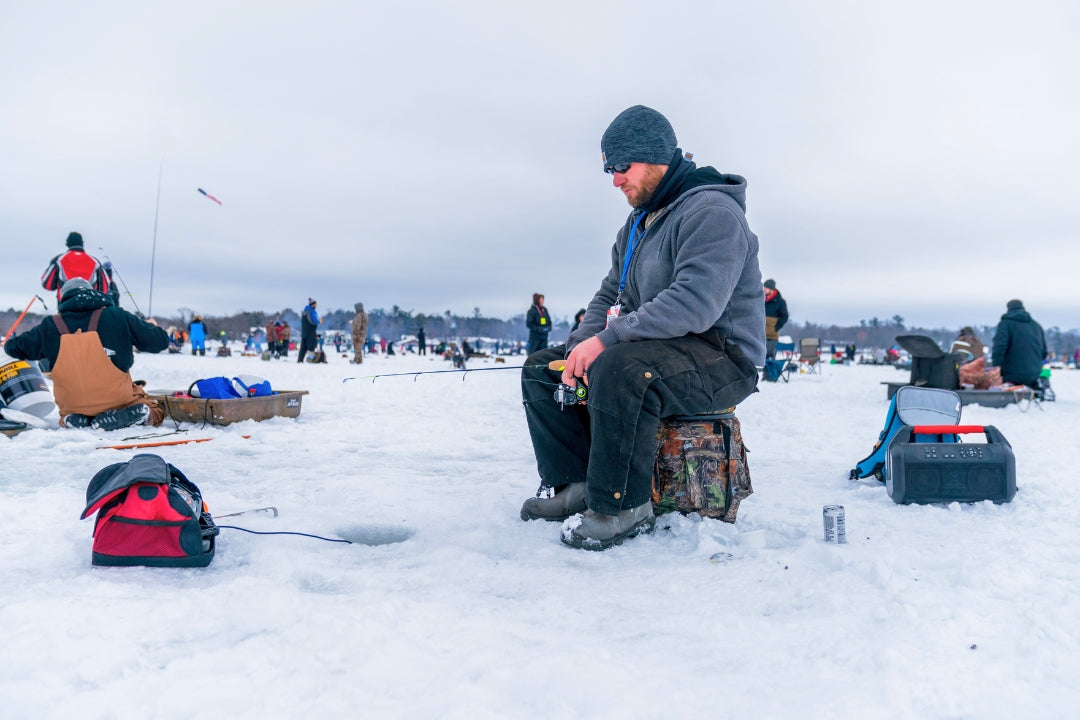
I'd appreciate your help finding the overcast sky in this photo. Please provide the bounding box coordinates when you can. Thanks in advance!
[3,1,1078,332]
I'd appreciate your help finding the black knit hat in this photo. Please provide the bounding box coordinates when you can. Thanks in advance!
[66,232,84,249]
[601,105,678,169]
[763,279,777,290]
[1006,299,1024,311]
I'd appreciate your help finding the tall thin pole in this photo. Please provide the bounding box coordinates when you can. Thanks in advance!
[148,159,163,317]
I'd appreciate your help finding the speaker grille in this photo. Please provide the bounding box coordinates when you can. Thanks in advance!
[906,464,1006,502]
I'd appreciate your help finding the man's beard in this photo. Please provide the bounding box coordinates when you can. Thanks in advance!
[627,164,668,208]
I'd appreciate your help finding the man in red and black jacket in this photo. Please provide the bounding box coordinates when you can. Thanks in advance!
[41,232,112,302]
[763,278,789,360]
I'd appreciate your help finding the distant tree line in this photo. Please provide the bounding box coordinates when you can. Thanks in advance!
[3,306,1078,358]
[785,316,1080,358]
[0,304,571,346]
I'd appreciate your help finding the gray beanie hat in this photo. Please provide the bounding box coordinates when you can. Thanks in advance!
[1006,299,1024,311]
[60,277,92,298]
[601,105,677,168]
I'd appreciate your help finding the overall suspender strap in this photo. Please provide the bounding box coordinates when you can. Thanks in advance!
[51,308,105,335]
[52,314,71,335]
[87,308,104,332]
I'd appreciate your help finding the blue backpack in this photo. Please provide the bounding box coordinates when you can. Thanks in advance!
[188,376,273,400]
[850,386,962,483]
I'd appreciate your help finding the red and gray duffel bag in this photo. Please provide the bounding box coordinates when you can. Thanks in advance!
[80,453,219,567]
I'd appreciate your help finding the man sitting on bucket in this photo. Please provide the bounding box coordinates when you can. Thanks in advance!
[4,278,169,430]
[519,105,765,550]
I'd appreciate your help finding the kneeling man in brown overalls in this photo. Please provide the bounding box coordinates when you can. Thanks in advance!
[4,278,169,430]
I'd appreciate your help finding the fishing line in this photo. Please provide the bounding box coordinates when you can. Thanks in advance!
[217,525,352,544]
[121,429,189,441]
[342,363,553,384]
[96,247,143,314]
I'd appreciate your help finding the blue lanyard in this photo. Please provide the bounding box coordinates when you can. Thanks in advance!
[618,213,647,295]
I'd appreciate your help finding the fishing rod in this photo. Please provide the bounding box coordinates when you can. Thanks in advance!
[96,248,143,315]
[121,429,188,441]
[149,159,163,317]
[343,360,589,409]
[5,294,48,337]
[96,434,251,450]
[342,363,549,383]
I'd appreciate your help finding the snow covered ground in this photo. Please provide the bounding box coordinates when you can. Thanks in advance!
[2,348,1078,719]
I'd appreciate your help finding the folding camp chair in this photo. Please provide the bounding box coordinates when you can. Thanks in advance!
[895,335,961,390]
[766,341,796,382]
[762,342,795,382]
[797,338,822,374]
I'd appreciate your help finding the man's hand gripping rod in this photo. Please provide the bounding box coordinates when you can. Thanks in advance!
[548,360,587,409]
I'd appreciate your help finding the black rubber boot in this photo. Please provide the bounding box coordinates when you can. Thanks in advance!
[520,483,587,522]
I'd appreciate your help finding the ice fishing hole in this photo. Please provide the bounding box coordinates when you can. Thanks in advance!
[336,525,415,546]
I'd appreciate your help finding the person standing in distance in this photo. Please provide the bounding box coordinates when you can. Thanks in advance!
[41,232,112,302]
[763,278,789,360]
[526,293,552,354]
[571,308,587,334]
[188,315,207,356]
[298,298,320,363]
[519,105,765,550]
[351,303,369,364]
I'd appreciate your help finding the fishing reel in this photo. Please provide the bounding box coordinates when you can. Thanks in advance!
[553,382,588,410]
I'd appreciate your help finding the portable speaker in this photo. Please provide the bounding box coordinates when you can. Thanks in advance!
[885,425,1016,504]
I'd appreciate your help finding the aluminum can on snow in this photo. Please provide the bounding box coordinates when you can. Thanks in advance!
[823,505,846,544]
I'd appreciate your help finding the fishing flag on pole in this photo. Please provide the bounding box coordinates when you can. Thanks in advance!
[197,188,222,205]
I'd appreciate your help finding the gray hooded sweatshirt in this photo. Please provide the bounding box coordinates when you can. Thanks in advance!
[568,172,766,366]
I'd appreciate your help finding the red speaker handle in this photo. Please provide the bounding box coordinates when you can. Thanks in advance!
[911,425,985,434]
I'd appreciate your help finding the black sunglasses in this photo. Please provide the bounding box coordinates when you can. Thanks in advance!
[603,161,632,174]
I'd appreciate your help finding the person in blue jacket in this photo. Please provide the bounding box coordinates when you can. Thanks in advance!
[188,315,207,356]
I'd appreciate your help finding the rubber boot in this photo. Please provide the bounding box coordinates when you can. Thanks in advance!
[520,482,587,522]
[561,503,655,550]
[91,404,150,431]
